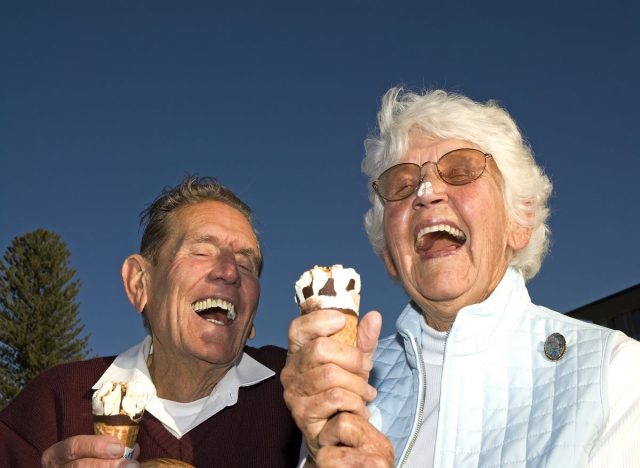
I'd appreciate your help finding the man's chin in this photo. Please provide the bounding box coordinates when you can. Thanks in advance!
[204,341,246,363]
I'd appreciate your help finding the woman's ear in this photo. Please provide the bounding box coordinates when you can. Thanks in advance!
[122,254,149,313]
[508,223,532,251]
[508,202,534,251]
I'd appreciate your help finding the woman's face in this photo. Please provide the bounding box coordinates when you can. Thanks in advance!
[381,130,530,329]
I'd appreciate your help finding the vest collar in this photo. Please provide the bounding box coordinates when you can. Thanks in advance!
[395,267,531,356]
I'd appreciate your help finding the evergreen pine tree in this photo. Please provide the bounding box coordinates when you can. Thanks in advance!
[0,229,90,409]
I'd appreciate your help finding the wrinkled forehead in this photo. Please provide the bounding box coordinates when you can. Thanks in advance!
[166,201,262,254]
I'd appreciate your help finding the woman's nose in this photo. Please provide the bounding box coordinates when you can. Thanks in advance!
[416,180,433,197]
[413,164,448,207]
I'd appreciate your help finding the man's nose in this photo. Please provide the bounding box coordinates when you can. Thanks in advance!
[209,250,240,284]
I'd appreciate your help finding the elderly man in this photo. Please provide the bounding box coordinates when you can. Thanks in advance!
[0,176,301,466]
[282,88,640,467]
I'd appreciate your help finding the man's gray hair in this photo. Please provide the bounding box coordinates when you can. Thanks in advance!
[362,87,552,280]
[138,175,262,333]
[139,175,262,274]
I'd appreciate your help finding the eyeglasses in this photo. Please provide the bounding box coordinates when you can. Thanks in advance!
[372,148,493,202]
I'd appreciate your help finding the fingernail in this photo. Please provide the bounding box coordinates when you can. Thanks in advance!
[330,313,346,327]
[368,385,377,400]
[107,443,122,456]
[363,357,373,371]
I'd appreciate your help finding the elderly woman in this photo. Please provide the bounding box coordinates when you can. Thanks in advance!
[282,87,640,467]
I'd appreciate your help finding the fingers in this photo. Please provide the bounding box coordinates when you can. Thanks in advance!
[317,412,372,447]
[357,311,382,357]
[283,308,384,465]
[285,385,371,440]
[284,361,375,399]
[41,435,133,467]
[295,337,374,377]
[288,310,347,353]
[282,358,376,447]
[315,446,393,468]
[316,413,394,468]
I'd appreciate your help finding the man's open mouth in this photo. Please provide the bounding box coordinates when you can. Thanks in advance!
[192,298,236,325]
[415,224,467,255]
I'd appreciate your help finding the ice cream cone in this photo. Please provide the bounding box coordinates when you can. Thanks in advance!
[295,265,361,347]
[329,309,358,346]
[92,380,152,459]
[93,417,139,458]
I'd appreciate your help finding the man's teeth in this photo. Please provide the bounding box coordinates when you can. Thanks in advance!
[416,224,467,242]
[191,298,236,322]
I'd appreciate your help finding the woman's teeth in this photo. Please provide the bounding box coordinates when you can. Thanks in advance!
[416,224,467,243]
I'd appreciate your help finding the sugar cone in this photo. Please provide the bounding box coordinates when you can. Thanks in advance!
[93,420,139,458]
[329,310,358,346]
[140,458,195,467]
[300,302,358,347]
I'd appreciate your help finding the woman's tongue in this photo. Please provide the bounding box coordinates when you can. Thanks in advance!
[416,232,463,255]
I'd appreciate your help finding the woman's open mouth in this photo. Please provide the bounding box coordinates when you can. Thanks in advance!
[415,224,467,257]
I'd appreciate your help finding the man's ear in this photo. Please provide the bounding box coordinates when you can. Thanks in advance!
[382,249,399,279]
[122,254,149,313]
[249,325,256,340]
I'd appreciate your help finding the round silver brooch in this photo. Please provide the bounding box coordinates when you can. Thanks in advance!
[544,332,567,361]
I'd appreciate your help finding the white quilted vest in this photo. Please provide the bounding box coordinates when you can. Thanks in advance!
[371,268,618,467]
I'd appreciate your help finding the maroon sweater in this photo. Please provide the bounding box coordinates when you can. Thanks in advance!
[0,345,301,467]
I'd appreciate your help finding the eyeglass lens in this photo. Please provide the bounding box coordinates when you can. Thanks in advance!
[375,148,487,201]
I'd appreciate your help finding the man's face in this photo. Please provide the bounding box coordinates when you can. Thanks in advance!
[382,130,525,326]
[143,200,261,368]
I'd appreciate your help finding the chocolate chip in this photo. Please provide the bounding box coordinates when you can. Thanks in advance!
[318,278,336,296]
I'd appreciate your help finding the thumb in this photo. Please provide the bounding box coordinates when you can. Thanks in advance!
[357,310,382,357]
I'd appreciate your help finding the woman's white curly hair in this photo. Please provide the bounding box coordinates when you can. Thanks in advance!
[362,87,553,280]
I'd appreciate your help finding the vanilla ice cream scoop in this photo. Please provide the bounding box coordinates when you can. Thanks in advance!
[295,264,361,345]
[92,380,152,421]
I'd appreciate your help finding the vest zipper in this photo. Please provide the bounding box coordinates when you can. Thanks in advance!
[398,336,427,467]
[432,327,451,466]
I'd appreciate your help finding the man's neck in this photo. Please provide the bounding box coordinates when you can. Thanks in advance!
[147,351,233,402]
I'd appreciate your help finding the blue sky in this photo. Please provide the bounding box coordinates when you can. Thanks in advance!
[1,1,639,357]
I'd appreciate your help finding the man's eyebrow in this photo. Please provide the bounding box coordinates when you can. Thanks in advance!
[185,235,260,263]
[186,234,217,244]
[236,247,261,265]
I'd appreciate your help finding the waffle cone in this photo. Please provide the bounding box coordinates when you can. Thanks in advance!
[93,421,139,449]
[329,310,358,346]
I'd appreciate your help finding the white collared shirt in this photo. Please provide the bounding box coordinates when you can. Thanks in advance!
[92,336,275,438]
